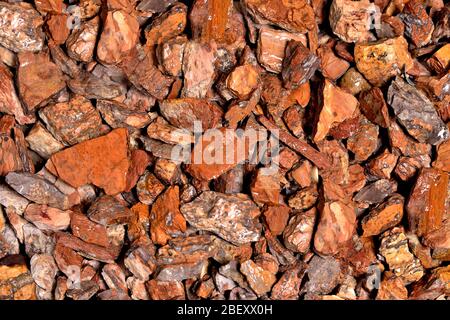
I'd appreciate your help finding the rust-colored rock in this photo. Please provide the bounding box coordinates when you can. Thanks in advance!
[314,201,356,256]
[240,259,276,296]
[145,3,187,46]
[427,43,450,74]
[329,0,379,43]
[359,87,390,128]
[257,26,307,73]
[136,171,165,205]
[97,10,139,65]
[354,36,414,86]
[150,186,186,246]
[67,16,99,63]
[0,255,37,300]
[313,79,359,142]
[361,194,404,236]
[282,41,319,89]
[0,64,34,125]
[368,149,398,179]
[434,140,450,172]
[376,274,408,300]
[407,168,449,237]
[317,45,350,81]
[39,95,104,146]
[283,208,316,254]
[24,204,71,232]
[250,169,282,206]
[157,35,187,77]
[399,0,434,47]
[190,0,232,44]
[47,128,130,195]
[25,123,64,159]
[244,0,315,34]
[347,121,379,162]
[226,64,259,99]
[339,68,371,96]
[146,280,185,300]
[263,205,290,236]
[17,52,66,112]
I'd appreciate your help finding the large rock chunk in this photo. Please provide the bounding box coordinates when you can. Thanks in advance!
[46,128,130,195]
[0,63,34,125]
[17,52,66,112]
[159,98,223,131]
[39,95,104,146]
[5,172,72,210]
[0,255,37,300]
[243,0,315,34]
[0,2,45,52]
[354,36,414,86]
[329,0,379,43]
[407,168,448,237]
[387,77,449,145]
[97,10,139,65]
[180,191,261,245]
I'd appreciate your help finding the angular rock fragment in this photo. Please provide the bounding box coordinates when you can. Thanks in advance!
[288,187,319,211]
[339,68,371,96]
[67,16,99,63]
[250,170,282,206]
[159,98,223,132]
[0,3,45,52]
[102,263,127,292]
[226,64,259,99]
[146,280,185,300]
[6,172,72,210]
[434,140,450,172]
[56,233,117,263]
[68,72,126,100]
[283,208,316,253]
[70,209,110,247]
[313,79,359,142]
[399,0,434,47]
[354,37,414,86]
[136,171,165,205]
[314,201,356,255]
[47,128,130,195]
[329,0,379,43]
[145,3,187,46]
[0,63,34,125]
[30,254,58,291]
[157,35,187,77]
[25,123,64,159]
[304,255,342,295]
[0,255,37,300]
[361,194,404,236]
[388,120,431,157]
[0,208,19,259]
[88,195,132,227]
[353,179,398,206]
[97,10,139,65]
[359,88,390,128]
[317,45,350,81]
[407,168,448,237]
[427,44,450,74]
[97,100,152,129]
[257,26,307,73]
[147,117,194,145]
[150,186,186,246]
[368,150,398,179]
[39,95,104,145]
[379,227,424,284]
[347,121,379,161]
[263,205,290,236]
[24,204,71,232]
[243,0,315,34]
[240,259,276,296]
[182,41,216,98]
[387,77,449,145]
[376,274,408,300]
[282,41,319,89]
[124,246,156,281]
[17,52,66,112]
[23,224,55,257]
[181,191,261,245]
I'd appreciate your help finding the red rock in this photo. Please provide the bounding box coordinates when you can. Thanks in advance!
[399,0,434,47]
[347,121,379,162]
[67,16,99,63]
[159,98,223,132]
[24,204,71,232]
[290,160,318,188]
[150,186,186,246]
[317,45,350,81]
[0,255,37,300]
[329,0,379,43]
[339,68,371,96]
[368,149,398,179]
[47,128,130,195]
[70,209,110,247]
[125,149,152,192]
[288,187,319,211]
[376,273,408,300]
[427,43,450,74]
[243,0,315,34]
[240,259,276,296]
[362,194,404,236]
[39,95,104,146]
[146,280,185,300]
[407,168,449,237]
[157,35,187,77]
[182,41,216,98]
[359,87,390,128]
[271,263,306,300]
[97,10,139,65]
[313,79,359,142]
[56,233,118,263]
[257,26,307,73]
[226,64,259,99]
[388,120,431,157]
[434,140,450,172]
[17,52,66,112]
[87,195,133,226]
[0,63,34,125]
[250,169,282,206]
[263,205,290,236]
[47,14,70,45]
[282,41,319,89]
[354,36,414,86]
[314,201,356,255]
[144,3,187,46]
